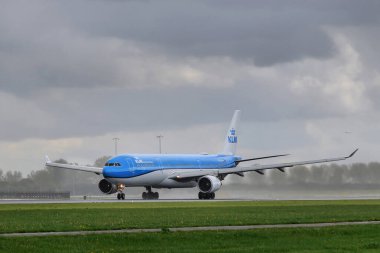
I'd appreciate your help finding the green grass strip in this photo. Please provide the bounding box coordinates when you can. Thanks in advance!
[1,200,380,233]
[0,225,380,252]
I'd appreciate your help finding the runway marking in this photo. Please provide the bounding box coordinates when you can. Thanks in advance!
[1,221,380,237]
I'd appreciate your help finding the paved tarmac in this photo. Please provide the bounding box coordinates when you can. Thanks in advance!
[0,198,251,204]
[1,221,380,237]
[1,195,379,204]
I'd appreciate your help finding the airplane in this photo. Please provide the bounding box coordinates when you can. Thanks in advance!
[45,110,358,200]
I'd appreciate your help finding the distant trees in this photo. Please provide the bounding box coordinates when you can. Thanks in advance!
[4,170,22,183]
[241,162,380,190]
[0,160,380,194]
[0,170,23,192]
[0,157,104,194]
[94,156,112,168]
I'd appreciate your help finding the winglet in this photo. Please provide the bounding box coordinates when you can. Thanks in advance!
[45,155,51,164]
[346,149,359,159]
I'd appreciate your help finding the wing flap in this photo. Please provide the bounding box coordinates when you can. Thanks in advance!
[169,169,218,181]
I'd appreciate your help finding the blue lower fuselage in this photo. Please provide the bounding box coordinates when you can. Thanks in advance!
[102,154,239,179]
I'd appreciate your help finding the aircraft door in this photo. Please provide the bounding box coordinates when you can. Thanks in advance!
[124,158,135,176]
[155,158,164,175]
[197,160,202,169]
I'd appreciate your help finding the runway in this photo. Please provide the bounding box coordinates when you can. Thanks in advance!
[1,195,380,204]
[0,198,256,204]
[1,220,380,237]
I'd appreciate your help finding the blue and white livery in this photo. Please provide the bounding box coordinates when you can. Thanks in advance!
[46,110,358,200]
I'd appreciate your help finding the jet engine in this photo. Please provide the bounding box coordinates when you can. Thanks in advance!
[198,175,222,193]
[98,179,117,194]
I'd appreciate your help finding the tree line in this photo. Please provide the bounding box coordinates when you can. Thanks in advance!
[0,156,110,194]
[229,162,380,190]
[0,158,379,194]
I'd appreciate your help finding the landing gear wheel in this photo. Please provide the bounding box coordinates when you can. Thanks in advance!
[198,192,215,200]
[117,192,125,200]
[142,186,159,200]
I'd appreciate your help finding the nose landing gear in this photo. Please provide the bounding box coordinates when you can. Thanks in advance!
[116,183,125,200]
[117,192,125,200]
[142,186,159,200]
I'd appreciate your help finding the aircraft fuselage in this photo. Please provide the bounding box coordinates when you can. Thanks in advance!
[103,154,240,188]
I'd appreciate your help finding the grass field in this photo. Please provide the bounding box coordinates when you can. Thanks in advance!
[1,225,380,252]
[1,200,380,233]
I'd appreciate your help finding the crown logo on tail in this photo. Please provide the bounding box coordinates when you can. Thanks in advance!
[222,110,241,155]
[228,128,237,143]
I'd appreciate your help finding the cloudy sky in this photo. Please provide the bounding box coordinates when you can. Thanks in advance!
[1,0,379,174]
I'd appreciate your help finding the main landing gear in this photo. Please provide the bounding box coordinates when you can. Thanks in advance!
[198,192,215,200]
[142,186,159,200]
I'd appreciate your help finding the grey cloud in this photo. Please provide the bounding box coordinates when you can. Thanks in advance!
[61,0,380,65]
[0,0,379,142]
[57,0,333,66]
[0,0,379,96]
[2,0,379,87]
[0,81,345,141]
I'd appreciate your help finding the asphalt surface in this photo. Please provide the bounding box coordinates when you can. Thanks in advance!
[1,195,380,204]
[0,198,252,204]
[1,221,380,237]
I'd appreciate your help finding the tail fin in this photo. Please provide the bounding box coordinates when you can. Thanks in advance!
[222,110,241,155]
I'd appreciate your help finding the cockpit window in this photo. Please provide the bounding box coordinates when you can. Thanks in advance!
[105,162,121,167]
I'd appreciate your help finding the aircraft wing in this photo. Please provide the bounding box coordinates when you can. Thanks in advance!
[170,149,358,180]
[45,156,103,175]
[229,149,358,175]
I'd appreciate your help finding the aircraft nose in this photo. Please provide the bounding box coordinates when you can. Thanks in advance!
[102,167,112,178]
[102,166,127,178]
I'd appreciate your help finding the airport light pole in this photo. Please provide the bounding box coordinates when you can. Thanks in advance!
[157,135,163,154]
[113,137,120,156]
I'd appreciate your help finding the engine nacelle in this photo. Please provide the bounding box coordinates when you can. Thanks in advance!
[198,175,222,193]
[98,179,117,194]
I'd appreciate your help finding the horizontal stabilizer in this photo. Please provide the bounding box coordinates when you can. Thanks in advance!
[45,155,51,163]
